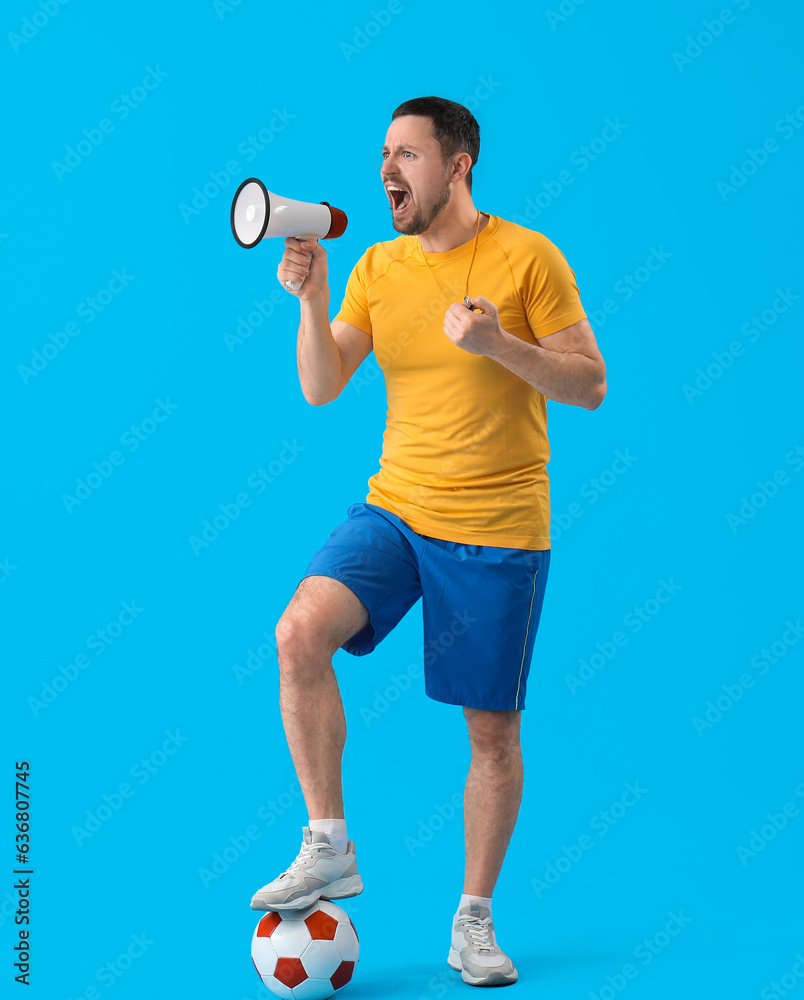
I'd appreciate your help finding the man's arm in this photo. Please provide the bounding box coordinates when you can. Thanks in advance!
[488,316,606,410]
[297,303,374,406]
[279,237,374,405]
[443,300,606,410]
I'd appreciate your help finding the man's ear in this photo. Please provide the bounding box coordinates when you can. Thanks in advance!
[449,151,472,185]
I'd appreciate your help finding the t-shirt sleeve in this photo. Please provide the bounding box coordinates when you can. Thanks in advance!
[334,252,372,336]
[521,234,587,339]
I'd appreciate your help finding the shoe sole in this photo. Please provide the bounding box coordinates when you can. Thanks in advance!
[250,874,363,912]
[448,948,518,987]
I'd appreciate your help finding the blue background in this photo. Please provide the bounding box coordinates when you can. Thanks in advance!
[3,0,803,997]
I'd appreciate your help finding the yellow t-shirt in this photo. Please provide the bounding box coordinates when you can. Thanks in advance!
[334,213,587,549]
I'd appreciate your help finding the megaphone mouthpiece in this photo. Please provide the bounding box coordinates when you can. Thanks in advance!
[320,201,348,239]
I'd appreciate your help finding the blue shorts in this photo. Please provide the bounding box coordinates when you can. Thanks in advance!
[299,502,550,711]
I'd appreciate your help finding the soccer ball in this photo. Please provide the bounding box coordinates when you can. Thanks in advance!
[251,900,359,999]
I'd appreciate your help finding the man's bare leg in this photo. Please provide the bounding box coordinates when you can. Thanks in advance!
[462,707,523,897]
[250,576,368,910]
[275,574,369,819]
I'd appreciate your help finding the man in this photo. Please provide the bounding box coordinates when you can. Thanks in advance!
[250,96,606,988]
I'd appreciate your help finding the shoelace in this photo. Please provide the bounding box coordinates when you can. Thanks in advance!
[279,840,331,880]
[462,915,494,952]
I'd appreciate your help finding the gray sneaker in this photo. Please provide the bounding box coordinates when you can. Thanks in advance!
[448,901,518,986]
[250,827,363,911]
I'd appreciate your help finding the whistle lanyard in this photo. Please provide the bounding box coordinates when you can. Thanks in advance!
[418,210,482,311]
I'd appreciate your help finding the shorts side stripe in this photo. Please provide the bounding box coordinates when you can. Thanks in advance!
[514,568,538,710]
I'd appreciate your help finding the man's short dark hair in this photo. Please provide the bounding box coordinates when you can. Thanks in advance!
[391,96,480,193]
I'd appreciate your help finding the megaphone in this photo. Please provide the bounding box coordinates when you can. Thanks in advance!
[230,178,348,290]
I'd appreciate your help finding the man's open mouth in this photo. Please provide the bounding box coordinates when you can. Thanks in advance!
[387,185,412,215]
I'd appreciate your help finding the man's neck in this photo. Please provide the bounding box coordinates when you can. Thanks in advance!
[417,206,490,253]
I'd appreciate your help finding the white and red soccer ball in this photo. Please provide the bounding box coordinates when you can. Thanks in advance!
[251,900,359,999]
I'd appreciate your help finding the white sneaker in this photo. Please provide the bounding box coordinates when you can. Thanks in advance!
[448,901,518,986]
[250,827,363,911]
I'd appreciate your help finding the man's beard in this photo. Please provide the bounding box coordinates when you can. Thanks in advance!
[392,172,452,235]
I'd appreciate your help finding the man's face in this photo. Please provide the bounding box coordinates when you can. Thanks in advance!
[381,115,454,236]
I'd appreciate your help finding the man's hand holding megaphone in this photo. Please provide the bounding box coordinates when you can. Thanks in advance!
[230,178,347,299]
[278,237,328,300]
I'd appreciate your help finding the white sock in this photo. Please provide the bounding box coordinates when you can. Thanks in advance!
[457,893,493,919]
[308,818,348,854]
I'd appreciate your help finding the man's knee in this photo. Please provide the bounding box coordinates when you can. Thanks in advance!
[465,708,521,760]
[275,612,301,663]
[275,610,335,668]
[275,577,366,669]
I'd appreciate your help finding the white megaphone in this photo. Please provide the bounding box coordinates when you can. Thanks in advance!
[230,178,348,290]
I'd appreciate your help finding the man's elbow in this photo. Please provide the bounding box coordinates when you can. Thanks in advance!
[303,384,345,406]
[585,376,607,410]
[301,364,348,406]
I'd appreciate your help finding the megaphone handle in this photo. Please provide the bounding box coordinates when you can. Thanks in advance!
[286,235,317,290]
